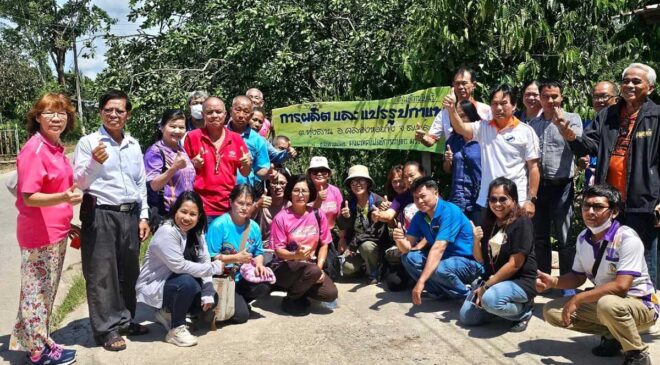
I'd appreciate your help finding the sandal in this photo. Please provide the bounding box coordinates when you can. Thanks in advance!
[119,322,150,336]
[103,333,126,352]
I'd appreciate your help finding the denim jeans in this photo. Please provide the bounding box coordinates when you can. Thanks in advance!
[533,180,575,275]
[622,213,659,289]
[162,273,204,328]
[401,251,482,299]
[459,281,532,326]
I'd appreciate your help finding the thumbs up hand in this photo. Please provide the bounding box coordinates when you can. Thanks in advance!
[239,146,252,169]
[379,195,391,210]
[443,90,457,111]
[341,200,350,218]
[414,122,426,142]
[471,220,483,245]
[171,151,187,171]
[63,183,83,205]
[192,147,205,169]
[393,221,406,242]
[258,185,272,209]
[318,185,328,201]
[92,140,108,164]
[444,145,453,162]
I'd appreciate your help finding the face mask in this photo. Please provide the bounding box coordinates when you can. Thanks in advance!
[586,218,612,235]
[191,104,203,120]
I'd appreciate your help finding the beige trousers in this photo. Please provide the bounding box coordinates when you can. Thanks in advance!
[543,294,656,352]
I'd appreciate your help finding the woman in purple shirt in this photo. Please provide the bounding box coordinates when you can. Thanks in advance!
[144,109,196,231]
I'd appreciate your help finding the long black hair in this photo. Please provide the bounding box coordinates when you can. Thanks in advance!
[457,99,481,123]
[168,191,207,251]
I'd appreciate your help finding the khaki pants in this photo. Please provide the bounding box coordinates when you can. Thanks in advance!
[342,240,379,277]
[543,295,656,352]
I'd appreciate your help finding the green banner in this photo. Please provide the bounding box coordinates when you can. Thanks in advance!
[272,87,450,152]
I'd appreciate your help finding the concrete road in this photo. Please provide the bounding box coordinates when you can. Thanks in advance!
[43,281,660,365]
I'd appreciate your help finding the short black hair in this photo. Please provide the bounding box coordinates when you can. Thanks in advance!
[582,184,622,214]
[410,176,438,194]
[284,174,317,202]
[403,160,426,175]
[539,80,563,94]
[489,84,517,106]
[99,89,132,111]
[454,67,477,84]
[229,183,256,203]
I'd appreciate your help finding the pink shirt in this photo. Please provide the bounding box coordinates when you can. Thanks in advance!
[258,118,271,138]
[16,133,74,248]
[316,184,343,229]
[271,207,332,254]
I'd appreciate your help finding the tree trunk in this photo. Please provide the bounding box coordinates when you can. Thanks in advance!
[54,48,66,87]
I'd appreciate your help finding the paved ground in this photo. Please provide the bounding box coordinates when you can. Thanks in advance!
[0,167,658,365]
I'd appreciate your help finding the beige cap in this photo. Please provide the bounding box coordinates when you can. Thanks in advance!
[307,156,332,173]
[344,165,373,185]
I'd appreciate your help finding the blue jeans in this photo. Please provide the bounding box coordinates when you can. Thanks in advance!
[401,251,482,299]
[162,273,204,328]
[459,281,532,326]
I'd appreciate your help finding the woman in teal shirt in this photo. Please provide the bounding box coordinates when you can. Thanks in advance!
[207,184,271,323]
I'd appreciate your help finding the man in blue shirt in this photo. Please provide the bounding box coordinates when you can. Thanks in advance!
[227,96,270,188]
[393,176,482,304]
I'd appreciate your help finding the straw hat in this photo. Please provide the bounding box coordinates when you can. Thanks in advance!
[344,165,373,185]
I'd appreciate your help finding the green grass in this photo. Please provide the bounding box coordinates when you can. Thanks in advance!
[140,236,152,264]
[49,275,87,331]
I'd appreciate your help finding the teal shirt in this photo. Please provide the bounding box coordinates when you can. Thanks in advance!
[206,213,264,281]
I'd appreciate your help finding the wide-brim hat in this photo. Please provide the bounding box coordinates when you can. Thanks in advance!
[344,165,373,185]
[307,156,332,173]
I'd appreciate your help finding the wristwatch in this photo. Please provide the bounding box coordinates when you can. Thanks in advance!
[528,196,537,204]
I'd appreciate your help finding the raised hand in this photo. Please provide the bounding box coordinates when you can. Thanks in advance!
[318,186,328,201]
[577,155,590,171]
[443,89,457,110]
[379,195,391,210]
[341,201,350,218]
[258,185,272,209]
[414,122,426,142]
[192,147,205,169]
[62,183,83,205]
[444,145,453,162]
[171,151,187,171]
[239,146,252,170]
[393,221,406,242]
[92,140,108,164]
[471,220,483,245]
[287,145,298,159]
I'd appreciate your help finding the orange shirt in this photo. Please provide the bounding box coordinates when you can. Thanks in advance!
[606,112,638,202]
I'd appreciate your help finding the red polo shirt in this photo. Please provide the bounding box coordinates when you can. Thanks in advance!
[183,127,247,216]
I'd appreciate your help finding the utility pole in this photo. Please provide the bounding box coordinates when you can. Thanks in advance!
[73,36,85,135]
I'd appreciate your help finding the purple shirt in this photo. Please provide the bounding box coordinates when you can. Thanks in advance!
[144,140,196,212]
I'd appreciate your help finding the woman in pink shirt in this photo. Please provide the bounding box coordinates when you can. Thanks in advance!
[308,156,343,231]
[10,93,81,365]
[271,174,338,316]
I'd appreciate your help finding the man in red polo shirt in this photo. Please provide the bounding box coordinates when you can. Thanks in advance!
[183,96,251,220]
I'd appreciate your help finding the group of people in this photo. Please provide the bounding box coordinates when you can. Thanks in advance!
[8,62,660,365]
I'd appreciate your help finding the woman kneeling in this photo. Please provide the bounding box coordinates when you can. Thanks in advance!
[136,192,222,347]
[271,174,339,316]
[459,177,537,332]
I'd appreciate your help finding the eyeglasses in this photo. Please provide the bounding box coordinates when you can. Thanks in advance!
[488,196,510,204]
[41,112,67,119]
[102,108,127,115]
[292,189,310,196]
[592,94,615,102]
[581,203,610,213]
[350,179,368,186]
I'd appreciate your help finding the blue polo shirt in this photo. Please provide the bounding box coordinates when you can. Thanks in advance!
[406,198,474,259]
[228,123,270,186]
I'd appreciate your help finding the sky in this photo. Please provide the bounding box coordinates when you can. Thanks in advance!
[73,0,146,79]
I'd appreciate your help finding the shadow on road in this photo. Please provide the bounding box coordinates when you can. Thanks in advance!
[504,337,621,365]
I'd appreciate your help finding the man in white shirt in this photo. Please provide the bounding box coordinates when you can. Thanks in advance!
[416,67,491,146]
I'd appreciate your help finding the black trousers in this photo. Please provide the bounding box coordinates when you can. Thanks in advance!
[231,280,271,324]
[80,204,140,344]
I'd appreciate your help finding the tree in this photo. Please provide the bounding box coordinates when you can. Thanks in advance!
[0,0,114,87]
[0,38,45,126]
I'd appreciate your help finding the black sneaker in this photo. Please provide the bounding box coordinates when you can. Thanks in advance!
[622,350,651,365]
[592,336,622,357]
[281,297,310,316]
[510,317,531,332]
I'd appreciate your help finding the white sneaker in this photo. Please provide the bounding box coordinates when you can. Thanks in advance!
[166,325,198,347]
[155,308,171,331]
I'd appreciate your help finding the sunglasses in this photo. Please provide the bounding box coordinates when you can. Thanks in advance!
[488,196,510,204]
